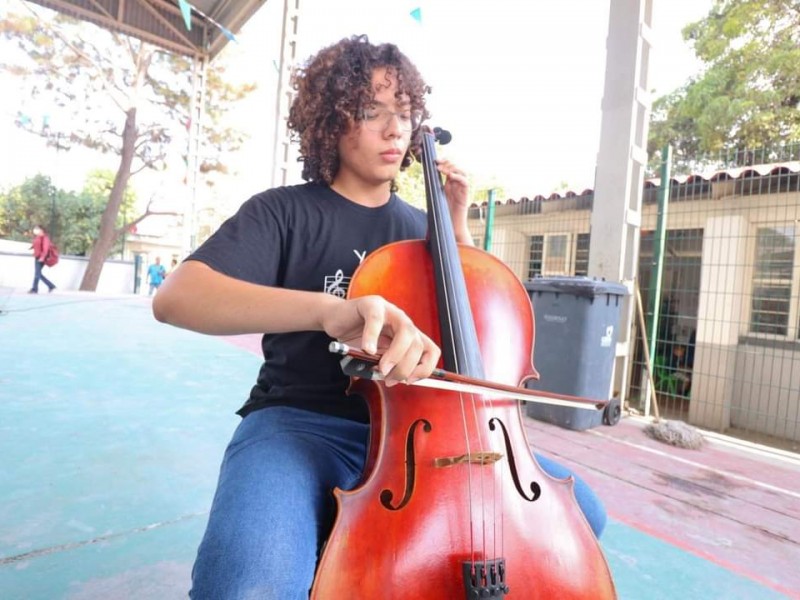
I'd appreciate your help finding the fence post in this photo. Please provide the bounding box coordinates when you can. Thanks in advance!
[643,144,672,416]
[483,188,496,252]
[133,254,143,295]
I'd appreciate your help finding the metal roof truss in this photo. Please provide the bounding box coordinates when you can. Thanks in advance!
[25,0,266,58]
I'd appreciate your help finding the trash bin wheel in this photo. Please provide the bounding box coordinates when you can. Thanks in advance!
[603,398,621,426]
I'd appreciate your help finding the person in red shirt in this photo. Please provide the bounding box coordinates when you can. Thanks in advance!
[29,225,56,294]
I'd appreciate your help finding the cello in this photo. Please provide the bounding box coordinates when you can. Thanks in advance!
[311,127,617,599]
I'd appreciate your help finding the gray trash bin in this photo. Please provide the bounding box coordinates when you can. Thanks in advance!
[523,276,626,431]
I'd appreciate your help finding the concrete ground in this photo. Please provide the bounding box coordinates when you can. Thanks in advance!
[1,289,798,599]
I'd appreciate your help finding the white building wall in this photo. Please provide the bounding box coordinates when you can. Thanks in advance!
[0,250,136,295]
[473,182,800,442]
[733,346,800,441]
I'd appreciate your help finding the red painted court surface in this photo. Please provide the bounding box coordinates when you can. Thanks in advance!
[526,415,800,599]
[2,291,799,599]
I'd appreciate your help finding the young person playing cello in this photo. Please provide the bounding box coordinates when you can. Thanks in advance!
[153,34,606,599]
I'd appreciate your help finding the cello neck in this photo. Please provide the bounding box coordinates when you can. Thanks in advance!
[420,128,484,379]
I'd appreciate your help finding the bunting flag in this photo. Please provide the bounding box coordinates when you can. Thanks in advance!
[217,25,236,42]
[410,7,422,23]
[177,0,237,42]
[178,0,192,31]
[15,111,32,128]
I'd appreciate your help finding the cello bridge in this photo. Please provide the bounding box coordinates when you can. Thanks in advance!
[434,451,502,468]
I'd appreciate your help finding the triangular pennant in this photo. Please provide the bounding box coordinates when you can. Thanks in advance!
[178,0,193,31]
[410,7,422,23]
[219,26,236,42]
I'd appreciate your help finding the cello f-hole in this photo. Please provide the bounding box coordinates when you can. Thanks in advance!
[379,418,432,511]
[489,417,542,503]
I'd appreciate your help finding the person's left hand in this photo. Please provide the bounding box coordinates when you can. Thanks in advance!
[436,158,472,244]
[436,158,469,213]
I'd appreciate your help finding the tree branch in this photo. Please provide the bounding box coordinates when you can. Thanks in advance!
[114,197,179,237]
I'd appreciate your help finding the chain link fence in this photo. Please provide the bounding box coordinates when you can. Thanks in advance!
[468,144,800,451]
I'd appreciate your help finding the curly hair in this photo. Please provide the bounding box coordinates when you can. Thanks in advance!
[287,35,431,186]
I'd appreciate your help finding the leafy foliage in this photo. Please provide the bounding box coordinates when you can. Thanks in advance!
[0,174,60,241]
[647,0,800,174]
[396,159,505,211]
[395,161,426,209]
[63,170,137,255]
[0,170,137,255]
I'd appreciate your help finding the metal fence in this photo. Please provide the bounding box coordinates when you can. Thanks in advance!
[468,145,800,451]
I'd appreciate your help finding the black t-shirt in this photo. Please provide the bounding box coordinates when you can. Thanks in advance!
[188,182,427,422]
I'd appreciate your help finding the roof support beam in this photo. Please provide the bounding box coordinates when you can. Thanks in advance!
[25,0,265,59]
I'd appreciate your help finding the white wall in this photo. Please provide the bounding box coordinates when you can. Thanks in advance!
[732,345,800,442]
[0,249,137,295]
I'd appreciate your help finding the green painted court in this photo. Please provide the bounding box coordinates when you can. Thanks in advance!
[1,290,797,599]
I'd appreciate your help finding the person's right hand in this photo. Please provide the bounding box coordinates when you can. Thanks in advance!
[321,295,441,386]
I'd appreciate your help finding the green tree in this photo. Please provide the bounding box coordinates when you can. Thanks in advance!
[59,170,138,256]
[0,5,254,290]
[395,161,426,209]
[647,0,800,173]
[0,174,61,241]
[395,159,505,212]
[0,170,138,255]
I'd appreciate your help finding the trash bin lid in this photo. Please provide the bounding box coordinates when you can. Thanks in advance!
[524,275,627,299]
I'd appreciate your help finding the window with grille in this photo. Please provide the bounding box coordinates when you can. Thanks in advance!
[527,235,543,280]
[750,226,795,336]
[527,234,576,279]
[574,233,590,276]
[544,234,569,275]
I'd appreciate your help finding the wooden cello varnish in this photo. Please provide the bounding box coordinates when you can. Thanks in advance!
[311,128,617,599]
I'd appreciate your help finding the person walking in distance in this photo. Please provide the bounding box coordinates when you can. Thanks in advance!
[166,257,178,277]
[147,257,167,295]
[28,225,56,294]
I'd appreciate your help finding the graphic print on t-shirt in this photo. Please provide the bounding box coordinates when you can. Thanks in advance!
[323,249,367,298]
[324,269,350,298]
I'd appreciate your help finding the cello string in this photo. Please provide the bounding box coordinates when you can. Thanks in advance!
[422,136,475,562]
[427,133,502,564]
[430,132,497,568]
[422,130,494,567]
[421,132,479,561]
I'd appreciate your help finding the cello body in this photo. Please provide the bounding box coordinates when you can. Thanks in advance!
[311,241,617,599]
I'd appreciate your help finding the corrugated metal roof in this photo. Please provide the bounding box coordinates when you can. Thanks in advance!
[475,162,800,206]
[645,161,800,187]
[25,0,266,58]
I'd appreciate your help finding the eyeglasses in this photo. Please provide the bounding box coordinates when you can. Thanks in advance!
[359,106,421,132]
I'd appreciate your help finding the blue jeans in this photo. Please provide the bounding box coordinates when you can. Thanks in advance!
[30,260,55,292]
[190,406,607,599]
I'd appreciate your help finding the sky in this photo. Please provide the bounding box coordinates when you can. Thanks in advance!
[0,0,715,210]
